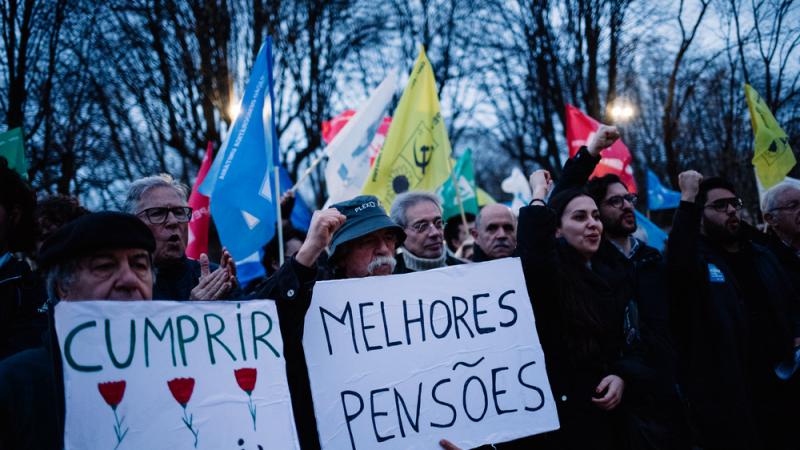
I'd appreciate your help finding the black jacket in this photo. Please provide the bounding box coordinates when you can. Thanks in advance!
[552,146,688,449]
[0,256,47,360]
[251,257,322,450]
[0,314,64,450]
[514,204,644,450]
[667,201,800,449]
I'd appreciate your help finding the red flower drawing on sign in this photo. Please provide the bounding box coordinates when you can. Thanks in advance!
[234,368,258,430]
[167,377,199,447]
[97,381,128,449]
[98,380,126,409]
[167,377,195,406]
[234,368,257,393]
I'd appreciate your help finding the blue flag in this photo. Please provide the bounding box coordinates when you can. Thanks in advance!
[634,211,668,252]
[647,170,681,210]
[202,39,279,283]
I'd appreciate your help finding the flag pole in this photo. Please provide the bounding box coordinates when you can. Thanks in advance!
[275,167,284,266]
[289,152,327,193]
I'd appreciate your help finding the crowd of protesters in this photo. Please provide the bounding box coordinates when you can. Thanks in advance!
[1,123,799,450]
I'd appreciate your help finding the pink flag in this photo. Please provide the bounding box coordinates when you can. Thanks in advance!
[186,142,214,259]
[565,104,637,192]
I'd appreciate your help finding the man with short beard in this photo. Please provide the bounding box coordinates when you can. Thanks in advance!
[251,195,405,450]
[669,171,800,450]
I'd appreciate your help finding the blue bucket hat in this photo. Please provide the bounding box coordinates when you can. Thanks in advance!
[328,195,405,261]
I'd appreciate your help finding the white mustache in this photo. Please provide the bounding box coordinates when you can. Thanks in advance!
[367,256,396,274]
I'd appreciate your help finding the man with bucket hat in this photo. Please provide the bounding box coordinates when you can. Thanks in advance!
[252,194,405,450]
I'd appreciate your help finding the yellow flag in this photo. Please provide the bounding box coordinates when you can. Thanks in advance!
[745,84,796,189]
[362,47,451,208]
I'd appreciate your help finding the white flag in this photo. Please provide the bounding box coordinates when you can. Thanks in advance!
[323,72,398,207]
[501,167,532,215]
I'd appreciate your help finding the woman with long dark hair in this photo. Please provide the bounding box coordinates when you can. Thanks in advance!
[514,169,641,450]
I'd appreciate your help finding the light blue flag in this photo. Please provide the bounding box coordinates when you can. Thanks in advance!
[647,170,681,210]
[278,166,312,232]
[204,38,279,283]
[634,210,668,252]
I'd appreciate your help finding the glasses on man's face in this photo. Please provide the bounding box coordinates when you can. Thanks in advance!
[604,193,638,209]
[770,200,800,214]
[704,197,743,213]
[408,218,444,234]
[137,206,193,224]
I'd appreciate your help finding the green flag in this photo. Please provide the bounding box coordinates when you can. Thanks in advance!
[438,148,479,221]
[0,128,28,179]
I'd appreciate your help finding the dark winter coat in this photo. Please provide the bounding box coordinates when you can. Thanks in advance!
[552,146,689,449]
[250,256,323,450]
[510,204,645,450]
[0,256,47,360]
[667,201,800,450]
[0,320,64,450]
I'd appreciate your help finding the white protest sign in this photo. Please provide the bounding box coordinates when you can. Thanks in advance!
[303,258,559,449]
[55,300,299,450]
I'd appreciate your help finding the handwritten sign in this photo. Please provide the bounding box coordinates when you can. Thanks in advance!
[55,300,299,450]
[303,258,559,449]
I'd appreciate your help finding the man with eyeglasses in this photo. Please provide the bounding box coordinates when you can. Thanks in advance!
[125,175,237,301]
[756,180,800,293]
[669,171,800,450]
[551,124,689,449]
[389,192,463,273]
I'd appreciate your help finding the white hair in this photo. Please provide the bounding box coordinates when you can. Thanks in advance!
[762,179,800,213]
[124,174,188,214]
[390,191,442,228]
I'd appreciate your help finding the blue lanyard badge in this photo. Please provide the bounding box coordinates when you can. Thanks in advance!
[707,263,726,283]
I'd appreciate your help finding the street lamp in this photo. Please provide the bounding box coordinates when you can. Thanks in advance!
[607,98,636,123]
[227,100,241,122]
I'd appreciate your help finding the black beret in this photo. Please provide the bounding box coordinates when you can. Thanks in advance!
[38,211,156,269]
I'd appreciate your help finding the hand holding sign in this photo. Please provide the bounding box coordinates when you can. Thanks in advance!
[303,259,559,449]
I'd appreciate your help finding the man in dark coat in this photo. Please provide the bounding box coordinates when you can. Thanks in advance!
[0,157,47,360]
[125,174,237,300]
[550,125,688,449]
[251,195,406,450]
[668,171,800,450]
[0,211,156,450]
[756,180,800,292]
[470,204,517,262]
[389,191,463,273]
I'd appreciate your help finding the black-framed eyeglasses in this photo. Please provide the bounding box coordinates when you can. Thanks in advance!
[770,200,800,214]
[408,218,444,234]
[137,206,193,224]
[604,193,638,209]
[704,197,743,212]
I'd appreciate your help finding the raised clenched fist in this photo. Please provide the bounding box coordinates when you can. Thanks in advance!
[678,170,704,203]
[587,124,620,156]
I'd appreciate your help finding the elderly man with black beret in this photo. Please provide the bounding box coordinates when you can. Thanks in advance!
[0,212,156,450]
[251,194,405,450]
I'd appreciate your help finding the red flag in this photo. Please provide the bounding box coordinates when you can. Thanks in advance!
[565,104,637,192]
[321,110,392,166]
[186,142,214,259]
